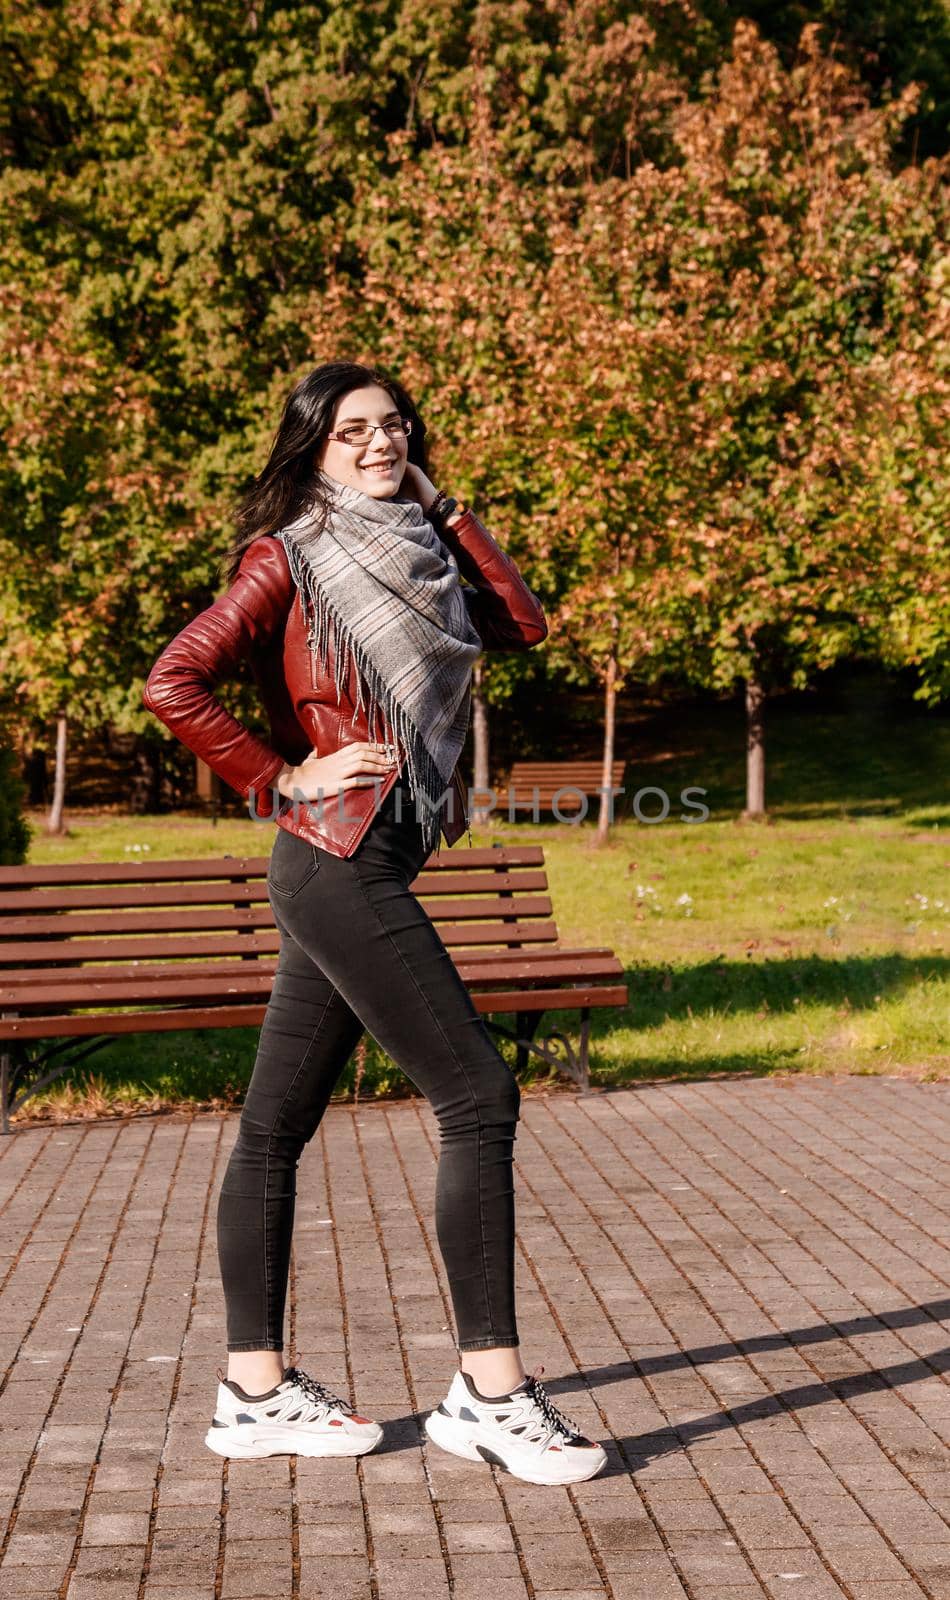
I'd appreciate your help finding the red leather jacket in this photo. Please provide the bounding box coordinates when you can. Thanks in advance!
[142,507,547,856]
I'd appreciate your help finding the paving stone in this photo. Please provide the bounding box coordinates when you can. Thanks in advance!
[753,1548,862,1597]
[905,1544,950,1588]
[665,1531,759,1585]
[296,1523,367,1557]
[221,1536,291,1566]
[142,1591,217,1600]
[9,1508,81,1536]
[72,1547,145,1581]
[685,1589,767,1600]
[517,1531,601,1587]
[4,1085,950,1600]
[296,1555,380,1598]
[151,1476,222,1506]
[66,1582,143,1600]
[371,1556,453,1598]
[149,1528,219,1557]
[530,1593,609,1600]
[0,1572,66,1598]
[218,1562,293,1598]
[431,1498,504,1525]
[152,1503,221,1531]
[608,1560,690,1599]
[222,1503,290,1538]
[442,1521,515,1552]
[585,1512,664,1555]
[846,1586,934,1599]
[441,1578,525,1600]
[646,1494,730,1533]
[82,1512,151,1546]
[2,1532,76,1566]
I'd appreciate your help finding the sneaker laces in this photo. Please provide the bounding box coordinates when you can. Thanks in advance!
[522,1365,582,1442]
[283,1366,354,1416]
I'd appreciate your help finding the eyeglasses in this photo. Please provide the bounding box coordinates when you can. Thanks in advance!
[326,418,413,448]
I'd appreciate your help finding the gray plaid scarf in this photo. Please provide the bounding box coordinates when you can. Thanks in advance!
[277,473,483,853]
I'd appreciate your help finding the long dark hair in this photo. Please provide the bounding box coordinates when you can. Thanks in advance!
[223,361,432,585]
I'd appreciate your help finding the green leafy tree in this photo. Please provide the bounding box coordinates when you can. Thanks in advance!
[516,20,947,824]
[1,0,946,834]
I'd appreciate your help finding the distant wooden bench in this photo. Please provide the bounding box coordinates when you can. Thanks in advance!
[489,761,627,818]
[0,846,628,1131]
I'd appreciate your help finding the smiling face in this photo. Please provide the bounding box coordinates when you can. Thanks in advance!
[316,383,410,498]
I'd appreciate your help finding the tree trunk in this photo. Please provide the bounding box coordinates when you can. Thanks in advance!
[130,742,163,813]
[471,660,492,826]
[595,653,619,847]
[195,756,221,821]
[744,677,766,817]
[25,736,48,805]
[47,713,68,835]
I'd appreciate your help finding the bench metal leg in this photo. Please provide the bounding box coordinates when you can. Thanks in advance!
[483,1007,592,1095]
[514,1011,542,1076]
[1,1036,114,1133]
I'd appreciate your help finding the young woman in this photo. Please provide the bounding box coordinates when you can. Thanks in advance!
[143,361,607,1486]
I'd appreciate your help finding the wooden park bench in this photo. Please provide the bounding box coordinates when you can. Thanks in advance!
[489,761,627,818]
[0,845,628,1132]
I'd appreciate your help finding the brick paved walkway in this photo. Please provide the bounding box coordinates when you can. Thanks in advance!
[1,1077,949,1600]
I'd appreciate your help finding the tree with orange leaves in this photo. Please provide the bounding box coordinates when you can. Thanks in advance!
[324,18,947,839]
[514,20,948,828]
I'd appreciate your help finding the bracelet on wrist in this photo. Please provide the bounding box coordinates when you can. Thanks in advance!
[428,490,472,528]
[427,490,455,525]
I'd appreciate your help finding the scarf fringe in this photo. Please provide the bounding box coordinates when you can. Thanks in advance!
[280,531,453,856]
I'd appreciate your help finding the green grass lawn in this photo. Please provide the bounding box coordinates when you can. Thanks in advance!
[14,672,949,1122]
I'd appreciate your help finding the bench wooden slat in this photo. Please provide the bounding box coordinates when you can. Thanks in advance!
[0,883,271,913]
[466,957,623,983]
[0,859,277,886]
[2,974,277,1007]
[4,1005,276,1039]
[0,845,547,888]
[0,933,284,965]
[1,984,628,1041]
[506,766,625,780]
[460,946,619,969]
[1,895,554,940]
[1,954,624,1009]
[504,795,592,807]
[4,948,620,986]
[3,908,282,938]
[8,961,282,988]
[0,869,550,915]
[473,984,628,1012]
[414,895,555,920]
[1,940,607,979]
[0,920,559,967]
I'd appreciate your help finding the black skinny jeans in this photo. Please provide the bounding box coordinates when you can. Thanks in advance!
[216,779,521,1354]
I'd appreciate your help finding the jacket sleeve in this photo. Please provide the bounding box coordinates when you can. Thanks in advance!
[441,508,548,650]
[142,537,292,810]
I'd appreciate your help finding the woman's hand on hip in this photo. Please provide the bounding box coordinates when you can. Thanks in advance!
[276,742,397,801]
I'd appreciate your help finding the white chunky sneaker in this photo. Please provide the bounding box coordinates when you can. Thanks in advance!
[205,1365,383,1459]
[424,1365,607,1485]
